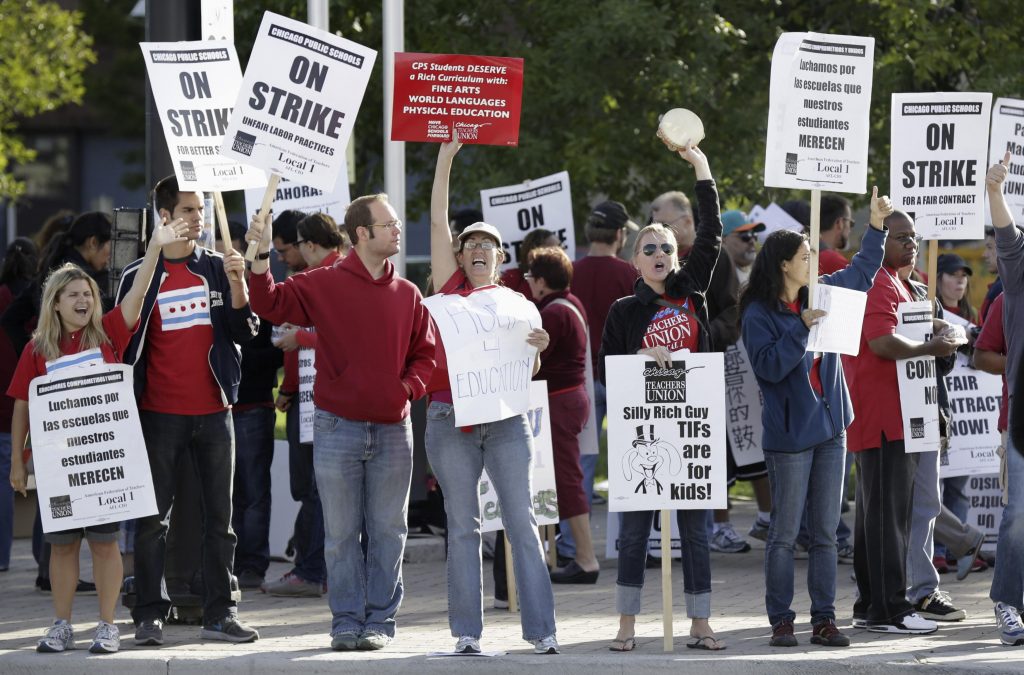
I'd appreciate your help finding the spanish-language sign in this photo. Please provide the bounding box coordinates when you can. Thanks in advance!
[28,364,157,533]
[422,286,541,427]
[479,381,558,533]
[605,509,681,560]
[764,32,875,193]
[606,351,727,511]
[480,171,575,271]
[987,97,1024,223]
[966,473,1003,552]
[244,174,351,226]
[219,11,376,192]
[141,41,267,191]
[894,301,942,454]
[391,52,524,146]
[723,341,765,467]
[298,343,315,444]
[890,92,992,240]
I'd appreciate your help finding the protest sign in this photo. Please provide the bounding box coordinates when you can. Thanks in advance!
[244,174,351,223]
[391,52,524,146]
[605,351,727,511]
[28,364,157,533]
[894,300,942,454]
[298,344,315,444]
[764,32,875,193]
[479,381,558,533]
[480,171,575,271]
[753,202,805,242]
[940,353,1002,477]
[890,92,992,240]
[219,11,376,192]
[724,341,765,468]
[141,41,267,192]
[604,509,681,560]
[806,284,868,355]
[422,286,541,427]
[965,473,1003,552]
[987,97,1024,223]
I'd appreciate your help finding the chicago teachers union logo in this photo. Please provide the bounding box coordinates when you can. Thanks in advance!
[50,495,73,519]
[643,360,688,404]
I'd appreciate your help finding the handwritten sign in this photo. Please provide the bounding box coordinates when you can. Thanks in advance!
[723,341,765,468]
[422,286,541,427]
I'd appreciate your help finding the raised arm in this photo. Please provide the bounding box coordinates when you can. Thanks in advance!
[987,151,1015,230]
[430,131,463,291]
[823,186,889,292]
[669,144,721,295]
[118,217,189,329]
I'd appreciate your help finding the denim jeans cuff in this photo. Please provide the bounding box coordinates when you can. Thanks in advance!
[616,583,643,616]
[364,622,395,638]
[685,591,711,619]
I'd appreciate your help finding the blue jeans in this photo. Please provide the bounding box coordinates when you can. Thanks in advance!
[991,431,1024,608]
[313,409,412,638]
[797,449,853,549]
[764,435,845,626]
[425,401,557,641]
[0,433,12,569]
[617,509,711,618]
[287,407,326,583]
[132,410,237,625]
[231,407,276,577]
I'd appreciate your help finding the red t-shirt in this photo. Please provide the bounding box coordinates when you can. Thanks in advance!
[818,248,850,275]
[140,260,225,414]
[7,305,135,401]
[974,293,1008,432]
[642,295,699,353]
[786,299,823,396]
[847,266,914,452]
[571,255,637,371]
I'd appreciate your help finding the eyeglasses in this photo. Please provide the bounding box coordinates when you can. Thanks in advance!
[371,220,403,231]
[295,238,307,245]
[892,233,923,247]
[642,243,675,256]
[463,240,498,250]
[735,233,757,243]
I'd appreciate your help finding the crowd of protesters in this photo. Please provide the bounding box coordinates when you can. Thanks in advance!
[2,141,1023,658]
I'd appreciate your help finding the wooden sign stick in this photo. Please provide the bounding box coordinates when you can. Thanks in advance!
[244,173,281,262]
[808,189,822,308]
[212,191,240,282]
[661,508,673,652]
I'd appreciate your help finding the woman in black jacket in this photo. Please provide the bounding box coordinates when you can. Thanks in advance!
[599,142,724,651]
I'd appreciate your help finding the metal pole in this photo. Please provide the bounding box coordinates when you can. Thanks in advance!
[307,0,328,30]
[383,0,406,276]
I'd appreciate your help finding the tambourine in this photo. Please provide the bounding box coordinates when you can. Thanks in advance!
[657,108,705,149]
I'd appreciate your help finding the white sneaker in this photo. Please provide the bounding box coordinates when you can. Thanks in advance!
[867,612,937,634]
[37,620,76,653]
[995,602,1024,646]
[89,620,120,654]
[455,635,481,653]
[532,634,560,654]
[709,524,751,553]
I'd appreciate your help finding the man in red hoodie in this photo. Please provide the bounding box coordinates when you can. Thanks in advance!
[245,194,435,651]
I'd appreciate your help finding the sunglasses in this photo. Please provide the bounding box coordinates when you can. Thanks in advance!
[642,243,675,256]
[735,232,757,243]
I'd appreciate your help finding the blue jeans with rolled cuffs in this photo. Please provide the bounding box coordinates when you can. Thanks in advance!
[991,429,1024,608]
[312,409,413,639]
[425,400,557,641]
[764,434,846,627]
[616,509,712,618]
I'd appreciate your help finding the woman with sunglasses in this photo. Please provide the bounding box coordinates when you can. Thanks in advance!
[739,188,890,647]
[426,130,559,656]
[599,140,723,652]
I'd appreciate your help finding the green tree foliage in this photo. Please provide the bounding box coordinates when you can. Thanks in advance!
[0,0,96,199]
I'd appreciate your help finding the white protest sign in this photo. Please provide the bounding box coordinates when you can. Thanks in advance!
[806,284,868,355]
[890,92,992,240]
[220,12,376,192]
[758,202,806,242]
[764,32,875,193]
[480,171,575,271]
[422,286,541,427]
[965,473,1003,552]
[894,300,942,454]
[604,509,681,560]
[479,381,558,533]
[201,0,233,42]
[298,344,315,444]
[724,340,765,468]
[987,97,1024,223]
[606,351,727,511]
[141,41,267,192]
[28,364,157,533]
[244,174,351,222]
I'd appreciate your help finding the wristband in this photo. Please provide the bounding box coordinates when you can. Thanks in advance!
[256,251,271,261]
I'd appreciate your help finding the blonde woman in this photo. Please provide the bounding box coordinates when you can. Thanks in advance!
[8,217,186,654]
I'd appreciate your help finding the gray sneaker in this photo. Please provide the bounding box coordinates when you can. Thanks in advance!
[747,518,770,542]
[357,630,391,650]
[134,619,164,646]
[264,572,322,597]
[709,524,751,553]
[532,634,560,654]
[37,620,75,653]
[200,616,259,643]
[837,544,855,565]
[455,635,481,653]
[89,621,120,654]
[331,630,360,651]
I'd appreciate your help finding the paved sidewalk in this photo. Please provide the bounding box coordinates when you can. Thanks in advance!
[0,500,1018,673]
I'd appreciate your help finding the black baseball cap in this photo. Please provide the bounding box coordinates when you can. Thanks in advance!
[588,200,638,231]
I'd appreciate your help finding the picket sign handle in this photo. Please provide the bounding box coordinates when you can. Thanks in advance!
[661,508,673,652]
[808,189,821,309]
[211,191,241,283]
[505,535,518,613]
[244,173,281,262]
[545,525,557,569]
[926,239,939,309]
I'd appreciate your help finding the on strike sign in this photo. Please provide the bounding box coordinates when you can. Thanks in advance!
[220,12,376,192]
[391,52,524,146]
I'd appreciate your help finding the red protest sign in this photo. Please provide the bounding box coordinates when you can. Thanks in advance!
[391,52,524,146]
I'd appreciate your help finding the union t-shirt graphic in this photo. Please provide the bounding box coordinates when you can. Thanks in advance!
[642,296,698,353]
[157,286,211,331]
